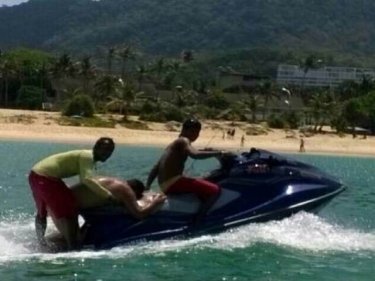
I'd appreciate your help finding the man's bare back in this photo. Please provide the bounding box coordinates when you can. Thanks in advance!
[72,177,166,220]
[157,137,190,185]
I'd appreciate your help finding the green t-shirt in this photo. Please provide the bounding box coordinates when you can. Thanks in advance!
[32,150,111,199]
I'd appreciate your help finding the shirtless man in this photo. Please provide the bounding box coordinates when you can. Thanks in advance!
[146,118,227,224]
[72,177,166,220]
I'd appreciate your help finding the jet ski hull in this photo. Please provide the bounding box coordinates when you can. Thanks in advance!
[81,149,346,249]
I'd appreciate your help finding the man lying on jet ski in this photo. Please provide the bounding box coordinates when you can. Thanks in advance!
[44,177,166,251]
[146,118,232,225]
[72,177,166,219]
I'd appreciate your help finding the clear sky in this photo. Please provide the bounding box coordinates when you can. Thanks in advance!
[0,0,28,6]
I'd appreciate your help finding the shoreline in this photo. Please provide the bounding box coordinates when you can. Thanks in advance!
[1,109,375,158]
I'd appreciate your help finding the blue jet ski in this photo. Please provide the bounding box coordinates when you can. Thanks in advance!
[81,148,346,249]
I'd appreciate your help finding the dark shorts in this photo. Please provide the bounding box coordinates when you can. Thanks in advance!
[28,171,78,219]
[166,177,220,201]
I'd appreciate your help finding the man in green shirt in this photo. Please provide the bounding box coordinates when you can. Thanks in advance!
[28,137,115,250]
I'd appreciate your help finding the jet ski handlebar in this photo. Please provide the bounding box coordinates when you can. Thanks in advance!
[217,148,286,172]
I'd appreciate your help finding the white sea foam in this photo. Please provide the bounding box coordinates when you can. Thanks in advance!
[205,212,375,252]
[0,212,374,263]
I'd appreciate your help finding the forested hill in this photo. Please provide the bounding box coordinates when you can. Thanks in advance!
[1,0,375,56]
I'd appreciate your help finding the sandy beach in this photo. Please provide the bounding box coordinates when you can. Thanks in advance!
[1,108,374,157]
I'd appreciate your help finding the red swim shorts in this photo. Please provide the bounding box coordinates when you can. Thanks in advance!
[28,171,78,219]
[166,177,220,201]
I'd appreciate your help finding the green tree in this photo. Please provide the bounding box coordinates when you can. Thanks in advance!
[358,76,375,97]
[181,50,194,63]
[151,58,167,89]
[163,60,181,90]
[50,53,75,79]
[106,47,116,75]
[16,85,43,109]
[256,80,277,121]
[50,53,76,104]
[299,55,320,94]
[94,74,120,106]
[337,80,359,101]
[135,64,148,91]
[0,58,17,107]
[63,94,95,117]
[204,92,230,110]
[77,56,96,94]
[309,92,326,132]
[244,94,261,123]
[117,45,135,80]
[106,80,143,118]
[342,99,364,129]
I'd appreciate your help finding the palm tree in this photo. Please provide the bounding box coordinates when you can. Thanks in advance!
[309,91,332,132]
[117,45,134,80]
[152,58,168,87]
[150,58,168,100]
[51,54,75,77]
[135,64,148,91]
[358,76,375,96]
[0,52,4,105]
[0,59,16,107]
[94,74,120,107]
[256,80,277,121]
[163,60,181,90]
[106,47,116,75]
[50,53,76,104]
[172,86,198,107]
[35,62,49,102]
[244,94,261,123]
[342,99,365,132]
[300,55,319,94]
[106,80,143,119]
[77,56,96,95]
[337,80,359,101]
[181,50,194,63]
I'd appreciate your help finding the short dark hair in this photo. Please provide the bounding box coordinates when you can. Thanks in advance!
[182,118,201,131]
[93,137,115,150]
[127,179,145,199]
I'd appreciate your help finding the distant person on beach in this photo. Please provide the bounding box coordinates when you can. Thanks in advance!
[146,118,229,224]
[227,128,236,140]
[28,137,115,250]
[241,135,245,147]
[227,129,232,139]
[72,177,166,220]
[299,137,305,153]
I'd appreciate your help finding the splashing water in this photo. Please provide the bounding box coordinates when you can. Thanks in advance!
[0,212,374,263]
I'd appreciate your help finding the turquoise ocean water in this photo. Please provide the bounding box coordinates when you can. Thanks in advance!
[0,140,374,281]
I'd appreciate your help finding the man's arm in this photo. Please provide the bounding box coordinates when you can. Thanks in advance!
[81,178,114,199]
[146,161,160,189]
[79,152,113,200]
[183,139,222,159]
[118,187,166,220]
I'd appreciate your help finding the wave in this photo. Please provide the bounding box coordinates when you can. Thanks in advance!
[0,212,374,262]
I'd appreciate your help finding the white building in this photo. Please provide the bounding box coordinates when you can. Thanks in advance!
[277,64,375,87]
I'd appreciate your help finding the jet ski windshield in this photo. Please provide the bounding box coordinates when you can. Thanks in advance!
[213,148,339,182]
[217,148,291,171]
